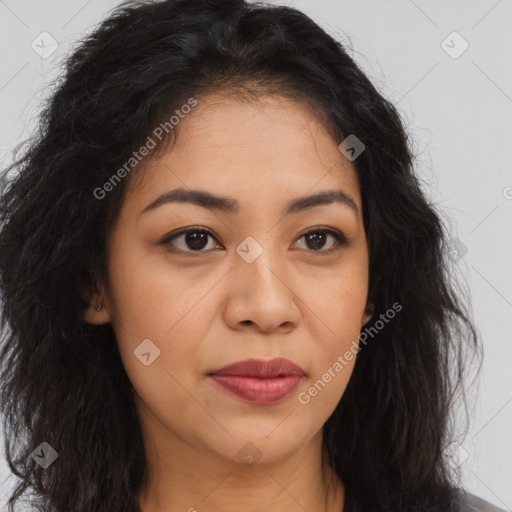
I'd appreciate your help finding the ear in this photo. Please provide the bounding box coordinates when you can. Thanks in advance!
[361,302,374,328]
[81,270,111,325]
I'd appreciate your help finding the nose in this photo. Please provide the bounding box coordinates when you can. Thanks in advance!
[222,245,301,334]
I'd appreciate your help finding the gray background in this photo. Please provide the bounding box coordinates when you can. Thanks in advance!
[1,0,511,510]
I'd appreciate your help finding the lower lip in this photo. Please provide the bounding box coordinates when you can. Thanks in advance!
[209,374,303,405]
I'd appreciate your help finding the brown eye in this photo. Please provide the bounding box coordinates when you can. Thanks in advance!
[161,228,219,253]
[160,226,349,255]
[295,229,349,254]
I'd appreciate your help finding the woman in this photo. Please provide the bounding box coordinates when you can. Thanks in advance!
[0,0,505,510]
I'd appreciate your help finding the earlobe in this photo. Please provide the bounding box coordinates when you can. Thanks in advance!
[361,303,374,327]
[80,272,111,325]
[83,300,111,325]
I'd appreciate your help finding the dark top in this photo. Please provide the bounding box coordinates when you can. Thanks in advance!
[451,494,509,512]
[343,488,508,512]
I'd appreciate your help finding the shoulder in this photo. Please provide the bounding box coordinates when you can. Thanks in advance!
[454,492,509,512]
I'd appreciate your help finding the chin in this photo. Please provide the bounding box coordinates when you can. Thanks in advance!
[201,424,313,466]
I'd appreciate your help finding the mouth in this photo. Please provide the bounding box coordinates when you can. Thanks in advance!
[207,357,305,405]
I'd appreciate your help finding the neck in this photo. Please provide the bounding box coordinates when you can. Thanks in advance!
[138,431,345,512]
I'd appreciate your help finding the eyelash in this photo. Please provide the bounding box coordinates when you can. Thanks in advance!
[159,226,350,256]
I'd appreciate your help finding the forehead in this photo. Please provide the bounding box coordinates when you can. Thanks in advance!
[125,93,362,214]
[178,92,338,156]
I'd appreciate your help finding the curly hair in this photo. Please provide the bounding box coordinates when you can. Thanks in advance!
[0,0,482,510]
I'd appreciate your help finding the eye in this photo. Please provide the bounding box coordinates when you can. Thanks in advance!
[293,228,349,254]
[160,227,220,253]
[160,227,349,255]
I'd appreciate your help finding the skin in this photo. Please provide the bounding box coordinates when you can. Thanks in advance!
[84,92,372,512]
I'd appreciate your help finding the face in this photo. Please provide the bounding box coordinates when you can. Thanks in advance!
[86,92,371,467]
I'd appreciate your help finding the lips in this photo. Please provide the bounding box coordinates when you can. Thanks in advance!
[210,357,306,378]
[208,357,305,405]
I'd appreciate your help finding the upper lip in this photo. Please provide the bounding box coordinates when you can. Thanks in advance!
[209,357,306,378]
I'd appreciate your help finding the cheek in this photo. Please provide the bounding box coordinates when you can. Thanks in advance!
[107,234,204,339]
[301,258,367,397]
[310,262,368,340]
[108,265,205,382]
[297,284,364,420]
[328,285,367,345]
[105,244,204,401]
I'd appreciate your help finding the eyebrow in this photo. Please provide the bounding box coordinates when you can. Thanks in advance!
[140,187,359,217]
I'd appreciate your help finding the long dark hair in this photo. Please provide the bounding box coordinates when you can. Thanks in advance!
[0,0,481,510]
